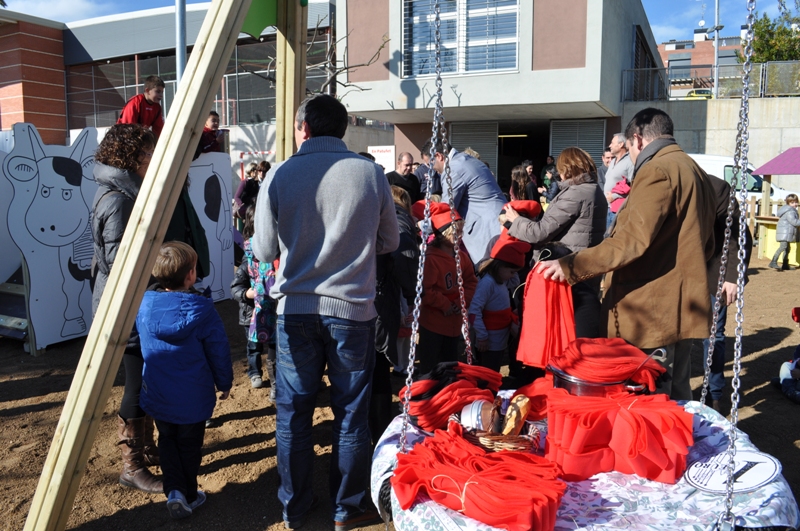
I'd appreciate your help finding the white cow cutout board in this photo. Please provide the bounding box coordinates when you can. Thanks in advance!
[0,125,234,350]
[0,148,21,284]
[188,152,234,301]
[2,124,98,350]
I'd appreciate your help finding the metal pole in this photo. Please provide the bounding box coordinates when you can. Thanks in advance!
[176,0,187,83]
[713,0,720,99]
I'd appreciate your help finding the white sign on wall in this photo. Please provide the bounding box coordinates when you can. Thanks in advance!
[368,145,396,173]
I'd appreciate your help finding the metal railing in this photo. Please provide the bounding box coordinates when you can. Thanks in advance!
[622,60,800,101]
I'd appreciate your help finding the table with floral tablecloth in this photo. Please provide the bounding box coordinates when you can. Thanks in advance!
[372,401,800,531]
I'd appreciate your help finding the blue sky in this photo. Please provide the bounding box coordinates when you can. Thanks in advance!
[3,0,784,43]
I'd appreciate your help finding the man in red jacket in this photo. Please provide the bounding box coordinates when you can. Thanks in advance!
[118,75,165,139]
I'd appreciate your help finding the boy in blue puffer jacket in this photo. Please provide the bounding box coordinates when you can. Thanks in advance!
[137,241,233,520]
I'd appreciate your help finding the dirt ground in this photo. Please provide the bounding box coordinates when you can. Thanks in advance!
[1,254,800,531]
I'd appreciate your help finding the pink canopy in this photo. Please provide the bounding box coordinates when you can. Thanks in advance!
[753,147,800,176]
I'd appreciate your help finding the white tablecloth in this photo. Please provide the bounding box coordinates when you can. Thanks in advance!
[371,401,800,530]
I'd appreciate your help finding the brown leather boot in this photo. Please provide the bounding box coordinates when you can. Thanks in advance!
[143,415,160,466]
[117,415,163,493]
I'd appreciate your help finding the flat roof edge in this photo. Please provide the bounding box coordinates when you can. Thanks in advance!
[0,9,67,30]
[65,2,212,29]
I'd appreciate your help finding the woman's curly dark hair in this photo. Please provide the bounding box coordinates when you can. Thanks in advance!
[95,124,156,172]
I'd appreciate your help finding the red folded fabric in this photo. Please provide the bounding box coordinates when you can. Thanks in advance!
[517,269,576,369]
[398,363,502,432]
[392,422,566,531]
[545,391,693,483]
[550,337,666,392]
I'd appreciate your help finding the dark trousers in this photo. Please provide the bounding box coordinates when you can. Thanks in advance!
[416,326,461,376]
[369,349,394,447]
[475,349,504,372]
[155,419,205,504]
[245,325,264,379]
[572,280,602,338]
[120,348,145,419]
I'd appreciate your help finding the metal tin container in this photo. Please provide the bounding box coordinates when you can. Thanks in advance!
[547,365,646,397]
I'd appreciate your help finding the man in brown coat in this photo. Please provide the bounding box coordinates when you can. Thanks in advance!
[538,108,716,400]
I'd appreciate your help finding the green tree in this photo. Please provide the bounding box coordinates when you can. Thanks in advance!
[739,11,800,62]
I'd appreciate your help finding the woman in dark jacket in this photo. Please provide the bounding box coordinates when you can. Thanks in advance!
[91,124,162,494]
[233,161,269,219]
[370,186,420,445]
[504,147,608,337]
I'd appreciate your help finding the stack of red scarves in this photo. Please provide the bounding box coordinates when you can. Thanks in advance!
[393,421,566,531]
[545,391,693,483]
[517,269,575,368]
[550,338,666,392]
[513,373,568,421]
[399,362,503,432]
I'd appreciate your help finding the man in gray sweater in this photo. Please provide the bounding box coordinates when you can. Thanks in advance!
[253,94,399,531]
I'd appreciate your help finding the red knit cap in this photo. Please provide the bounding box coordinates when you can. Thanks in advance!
[503,200,542,219]
[430,202,462,232]
[411,200,426,222]
[491,235,531,268]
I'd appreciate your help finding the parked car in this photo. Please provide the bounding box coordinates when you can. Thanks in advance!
[684,89,713,100]
[688,153,800,214]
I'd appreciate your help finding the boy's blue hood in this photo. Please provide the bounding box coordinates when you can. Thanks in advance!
[138,291,213,342]
[778,204,795,217]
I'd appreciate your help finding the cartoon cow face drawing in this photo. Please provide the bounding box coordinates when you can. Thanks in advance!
[2,124,97,348]
[20,156,90,247]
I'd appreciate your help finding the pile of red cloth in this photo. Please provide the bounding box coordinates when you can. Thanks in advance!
[393,421,566,531]
[517,269,575,368]
[549,338,666,392]
[399,362,502,432]
[546,391,693,483]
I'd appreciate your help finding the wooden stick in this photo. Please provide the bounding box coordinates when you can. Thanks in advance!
[275,0,307,162]
[276,1,288,161]
[23,0,252,529]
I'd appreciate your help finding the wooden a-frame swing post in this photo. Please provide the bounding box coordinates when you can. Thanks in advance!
[19,0,309,528]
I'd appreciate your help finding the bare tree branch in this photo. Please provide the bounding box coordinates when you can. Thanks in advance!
[318,32,390,95]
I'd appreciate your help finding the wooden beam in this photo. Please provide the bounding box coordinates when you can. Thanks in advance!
[275,0,308,162]
[761,174,772,217]
[22,0,252,529]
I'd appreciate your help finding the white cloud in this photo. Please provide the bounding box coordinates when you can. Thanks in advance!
[4,0,118,23]
[650,24,687,43]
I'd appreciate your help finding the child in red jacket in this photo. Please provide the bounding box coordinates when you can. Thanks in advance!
[417,203,478,375]
[118,75,165,139]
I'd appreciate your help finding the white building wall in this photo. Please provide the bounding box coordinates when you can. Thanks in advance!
[621,99,800,188]
[337,0,659,122]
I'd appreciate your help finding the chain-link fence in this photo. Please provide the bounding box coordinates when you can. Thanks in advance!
[622,60,800,101]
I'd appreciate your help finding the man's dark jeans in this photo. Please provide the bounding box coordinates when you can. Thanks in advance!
[275,314,376,525]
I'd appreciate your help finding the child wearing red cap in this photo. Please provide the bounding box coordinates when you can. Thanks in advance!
[468,235,531,371]
[417,203,478,375]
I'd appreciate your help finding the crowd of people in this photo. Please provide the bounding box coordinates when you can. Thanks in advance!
[95,84,766,529]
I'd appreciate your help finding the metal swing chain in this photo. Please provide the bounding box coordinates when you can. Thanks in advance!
[716,1,756,528]
[400,0,446,454]
[445,151,475,366]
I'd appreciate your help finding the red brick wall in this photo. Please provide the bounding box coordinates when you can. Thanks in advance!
[0,20,67,145]
[658,39,742,67]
